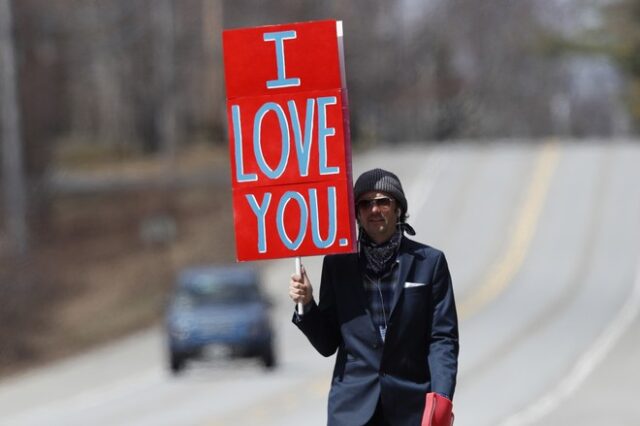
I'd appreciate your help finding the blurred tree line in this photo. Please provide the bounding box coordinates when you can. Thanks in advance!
[2,1,633,163]
[0,0,636,253]
[609,0,640,129]
[224,0,629,141]
[560,0,640,132]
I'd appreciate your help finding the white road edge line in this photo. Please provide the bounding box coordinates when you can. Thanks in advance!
[499,244,640,426]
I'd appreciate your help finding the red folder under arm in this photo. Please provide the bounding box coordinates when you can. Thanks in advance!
[421,392,454,426]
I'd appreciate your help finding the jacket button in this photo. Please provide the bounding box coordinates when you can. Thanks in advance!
[372,343,379,349]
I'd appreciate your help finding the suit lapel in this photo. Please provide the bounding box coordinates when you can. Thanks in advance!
[390,242,414,319]
[342,253,369,314]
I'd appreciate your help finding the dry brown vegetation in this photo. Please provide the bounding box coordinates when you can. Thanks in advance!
[0,145,235,378]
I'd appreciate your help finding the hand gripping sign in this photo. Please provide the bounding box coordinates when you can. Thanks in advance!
[223,20,356,262]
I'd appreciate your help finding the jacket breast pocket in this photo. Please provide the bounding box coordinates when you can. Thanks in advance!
[404,285,429,295]
[398,285,432,326]
[402,285,431,311]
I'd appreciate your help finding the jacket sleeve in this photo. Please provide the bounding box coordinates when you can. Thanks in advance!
[428,252,459,399]
[292,256,342,357]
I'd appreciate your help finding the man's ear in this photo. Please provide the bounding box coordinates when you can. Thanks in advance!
[396,209,401,216]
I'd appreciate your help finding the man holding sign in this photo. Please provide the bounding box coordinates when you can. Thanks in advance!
[290,168,459,426]
[223,19,458,425]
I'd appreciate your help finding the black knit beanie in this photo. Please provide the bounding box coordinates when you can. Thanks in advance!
[353,169,407,211]
[354,168,415,236]
[353,168,407,217]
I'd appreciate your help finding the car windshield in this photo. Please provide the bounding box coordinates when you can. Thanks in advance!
[175,273,260,307]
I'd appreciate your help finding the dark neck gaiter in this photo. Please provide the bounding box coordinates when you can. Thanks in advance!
[360,229,402,278]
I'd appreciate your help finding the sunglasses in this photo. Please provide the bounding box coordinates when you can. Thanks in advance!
[357,197,394,210]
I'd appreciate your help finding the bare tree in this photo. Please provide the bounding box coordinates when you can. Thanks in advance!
[153,0,178,161]
[0,0,29,255]
[201,0,225,141]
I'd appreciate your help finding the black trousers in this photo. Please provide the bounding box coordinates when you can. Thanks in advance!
[364,398,391,426]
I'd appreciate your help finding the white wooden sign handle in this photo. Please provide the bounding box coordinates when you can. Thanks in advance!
[296,257,304,315]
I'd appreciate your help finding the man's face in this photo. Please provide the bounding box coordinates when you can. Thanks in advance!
[356,191,399,244]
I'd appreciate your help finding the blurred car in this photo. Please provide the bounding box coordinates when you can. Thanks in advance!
[165,264,276,374]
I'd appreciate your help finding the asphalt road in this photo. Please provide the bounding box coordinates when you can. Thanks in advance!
[1,140,639,426]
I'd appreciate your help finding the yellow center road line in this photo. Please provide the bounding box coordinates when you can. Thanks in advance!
[458,140,561,320]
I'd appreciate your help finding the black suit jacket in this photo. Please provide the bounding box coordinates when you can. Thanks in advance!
[294,238,459,426]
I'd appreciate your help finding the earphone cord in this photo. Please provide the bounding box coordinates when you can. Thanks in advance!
[375,278,389,337]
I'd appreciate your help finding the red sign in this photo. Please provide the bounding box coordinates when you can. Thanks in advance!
[223,20,356,261]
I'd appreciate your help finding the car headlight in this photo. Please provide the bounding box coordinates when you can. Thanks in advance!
[169,318,192,340]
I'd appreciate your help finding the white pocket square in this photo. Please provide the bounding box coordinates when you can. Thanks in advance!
[404,282,427,288]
